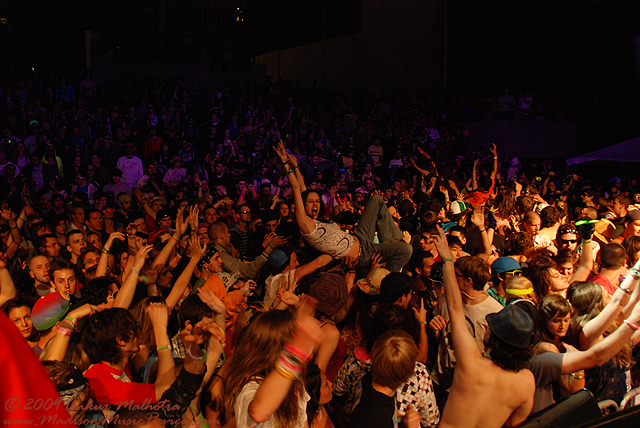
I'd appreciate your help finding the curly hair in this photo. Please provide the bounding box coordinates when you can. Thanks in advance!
[486,332,532,372]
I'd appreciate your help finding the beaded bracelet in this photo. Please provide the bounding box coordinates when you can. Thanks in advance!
[623,319,640,331]
[171,234,181,242]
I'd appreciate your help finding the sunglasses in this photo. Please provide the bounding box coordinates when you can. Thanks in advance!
[504,269,523,276]
[559,239,578,245]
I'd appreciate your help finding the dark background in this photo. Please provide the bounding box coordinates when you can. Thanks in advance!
[3,0,640,154]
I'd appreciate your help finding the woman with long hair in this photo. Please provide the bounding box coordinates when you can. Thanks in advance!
[221,304,321,428]
[304,364,335,428]
[566,276,640,403]
[533,295,584,398]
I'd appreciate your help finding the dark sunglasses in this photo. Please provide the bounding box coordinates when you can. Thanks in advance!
[559,238,578,245]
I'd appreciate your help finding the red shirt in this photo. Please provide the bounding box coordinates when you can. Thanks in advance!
[590,273,617,296]
[84,362,156,406]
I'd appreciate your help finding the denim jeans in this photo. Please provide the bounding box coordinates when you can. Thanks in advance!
[353,195,413,272]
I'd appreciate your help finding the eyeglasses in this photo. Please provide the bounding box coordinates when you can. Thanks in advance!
[559,239,578,245]
[504,269,523,276]
[240,210,250,214]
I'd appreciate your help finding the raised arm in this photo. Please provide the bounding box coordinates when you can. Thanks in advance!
[569,239,595,283]
[0,255,16,307]
[469,206,491,261]
[579,261,639,349]
[114,245,153,310]
[148,302,177,401]
[152,206,188,270]
[248,298,322,423]
[433,225,482,363]
[563,299,640,373]
[46,303,98,361]
[165,237,205,313]
[489,143,498,181]
[96,232,125,278]
[274,141,315,234]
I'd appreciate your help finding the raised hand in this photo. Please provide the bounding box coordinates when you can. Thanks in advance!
[189,236,205,260]
[148,301,169,329]
[197,286,226,314]
[432,225,453,260]
[370,253,386,271]
[189,205,200,231]
[413,297,427,324]
[429,314,448,332]
[469,205,485,229]
[277,287,300,307]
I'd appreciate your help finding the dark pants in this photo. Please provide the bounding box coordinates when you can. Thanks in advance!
[354,195,413,272]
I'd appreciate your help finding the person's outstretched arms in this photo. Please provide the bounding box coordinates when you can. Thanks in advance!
[274,141,315,234]
[149,302,177,401]
[433,226,482,364]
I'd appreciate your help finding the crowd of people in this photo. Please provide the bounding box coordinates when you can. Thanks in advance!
[1,71,639,428]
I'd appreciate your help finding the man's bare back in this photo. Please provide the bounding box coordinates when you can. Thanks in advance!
[439,357,534,428]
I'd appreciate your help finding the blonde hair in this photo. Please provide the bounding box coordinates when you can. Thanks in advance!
[371,330,417,391]
[567,281,631,368]
[504,276,538,305]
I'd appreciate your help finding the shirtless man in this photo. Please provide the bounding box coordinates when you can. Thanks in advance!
[433,226,535,428]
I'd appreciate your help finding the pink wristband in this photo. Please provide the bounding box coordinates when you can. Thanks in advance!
[624,319,640,331]
[58,327,72,336]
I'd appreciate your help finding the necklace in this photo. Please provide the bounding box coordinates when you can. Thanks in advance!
[461,291,483,300]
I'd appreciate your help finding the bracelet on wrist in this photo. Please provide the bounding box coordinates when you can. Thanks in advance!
[570,371,585,380]
[619,285,633,295]
[102,247,110,254]
[623,319,640,331]
[419,320,427,325]
[187,344,207,361]
[58,327,73,337]
[442,258,454,262]
[157,344,171,352]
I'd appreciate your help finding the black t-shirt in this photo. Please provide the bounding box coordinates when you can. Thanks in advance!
[349,374,397,428]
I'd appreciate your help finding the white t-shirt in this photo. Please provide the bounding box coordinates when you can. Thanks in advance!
[263,269,297,308]
[234,380,309,428]
[301,220,354,259]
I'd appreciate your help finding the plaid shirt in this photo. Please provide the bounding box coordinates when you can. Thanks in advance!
[333,347,440,427]
[171,332,187,359]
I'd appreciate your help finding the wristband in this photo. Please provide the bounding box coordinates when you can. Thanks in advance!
[442,258,454,262]
[103,247,110,254]
[58,327,72,337]
[629,268,640,279]
[477,229,485,233]
[187,345,207,361]
[623,319,640,331]
[172,234,181,242]
[65,315,77,325]
[157,345,171,352]
[570,371,585,380]
[419,321,427,325]
[18,217,26,222]
[619,285,633,295]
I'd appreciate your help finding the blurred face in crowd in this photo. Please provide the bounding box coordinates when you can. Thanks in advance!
[206,252,223,273]
[29,255,51,285]
[9,306,33,339]
[71,208,85,225]
[265,219,279,234]
[87,211,104,232]
[83,250,101,271]
[204,207,218,224]
[625,220,640,237]
[67,232,87,256]
[556,231,578,251]
[44,237,61,258]
[52,268,77,296]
